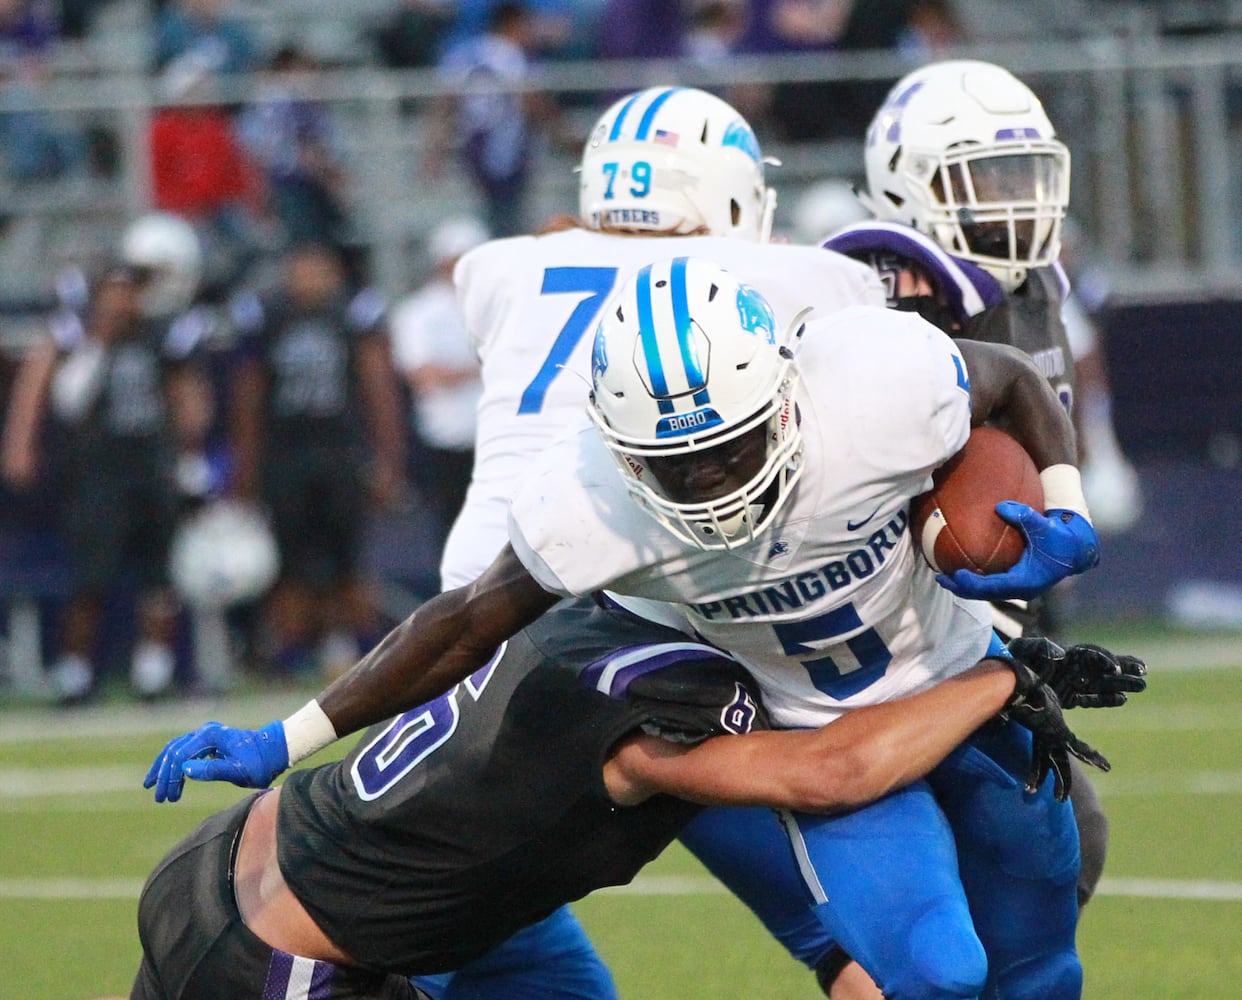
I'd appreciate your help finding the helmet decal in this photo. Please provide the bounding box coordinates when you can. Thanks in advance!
[869,80,924,148]
[633,87,682,139]
[722,120,762,162]
[734,283,777,343]
[656,405,724,440]
[591,321,609,385]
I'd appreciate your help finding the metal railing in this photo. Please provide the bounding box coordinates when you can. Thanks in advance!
[6,33,1242,303]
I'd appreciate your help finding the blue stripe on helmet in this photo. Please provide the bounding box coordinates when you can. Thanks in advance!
[634,87,681,140]
[669,257,707,399]
[634,264,673,414]
[608,91,644,140]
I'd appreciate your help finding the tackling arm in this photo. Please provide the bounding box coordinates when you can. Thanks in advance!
[606,660,1019,812]
[607,639,1135,811]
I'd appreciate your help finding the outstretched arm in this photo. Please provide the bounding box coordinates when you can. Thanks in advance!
[316,546,556,737]
[146,546,559,801]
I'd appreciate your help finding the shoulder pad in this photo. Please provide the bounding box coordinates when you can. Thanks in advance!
[824,222,1006,320]
[582,647,769,741]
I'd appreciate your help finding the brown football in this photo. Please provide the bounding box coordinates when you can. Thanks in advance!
[910,426,1044,576]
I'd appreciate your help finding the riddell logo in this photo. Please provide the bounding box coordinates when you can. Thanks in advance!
[625,455,645,480]
[779,399,792,433]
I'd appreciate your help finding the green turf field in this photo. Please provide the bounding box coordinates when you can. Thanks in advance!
[2,625,1239,999]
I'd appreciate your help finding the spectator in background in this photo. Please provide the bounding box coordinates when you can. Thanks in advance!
[238,45,351,254]
[389,216,488,583]
[426,1,571,237]
[228,244,406,680]
[153,0,258,74]
[597,0,688,60]
[898,0,967,61]
[1,267,206,703]
[685,0,747,66]
[0,0,82,184]
[738,0,917,141]
[149,51,265,298]
[372,0,455,69]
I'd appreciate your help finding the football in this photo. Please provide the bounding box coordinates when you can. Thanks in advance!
[911,426,1044,576]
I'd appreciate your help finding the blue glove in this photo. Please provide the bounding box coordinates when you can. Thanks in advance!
[143,720,289,803]
[936,501,1101,601]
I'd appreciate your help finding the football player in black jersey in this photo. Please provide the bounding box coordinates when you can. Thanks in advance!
[131,599,1137,999]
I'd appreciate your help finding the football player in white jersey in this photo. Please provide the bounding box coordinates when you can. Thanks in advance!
[425,84,884,999]
[144,251,1116,1000]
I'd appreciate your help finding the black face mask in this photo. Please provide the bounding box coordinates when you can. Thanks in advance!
[893,292,963,336]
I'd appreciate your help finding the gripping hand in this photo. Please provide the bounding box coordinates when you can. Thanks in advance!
[1007,637,1147,709]
[143,721,289,803]
[937,501,1101,601]
[1001,657,1110,802]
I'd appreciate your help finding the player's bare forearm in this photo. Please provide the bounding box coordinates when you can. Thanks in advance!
[958,339,1077,470]
[621,660,1016,813]
[317,546,559,738]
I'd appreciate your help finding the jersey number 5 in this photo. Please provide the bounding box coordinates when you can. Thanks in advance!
[518,267,618,415]
[773,603,892,699]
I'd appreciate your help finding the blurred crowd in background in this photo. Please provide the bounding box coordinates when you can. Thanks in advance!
[0,0,1239,704]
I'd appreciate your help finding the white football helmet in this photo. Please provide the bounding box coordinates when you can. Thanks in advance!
[587,256,803,550]
[579,86,776,242]
[862,60,1070,291]
[121,212,203,318]
[170,500,280,610]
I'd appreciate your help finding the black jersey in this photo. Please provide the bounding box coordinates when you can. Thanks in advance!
[49,311,189,480]
[961,266,1075,411]
[230,286,387,451]
[277,599,766,975]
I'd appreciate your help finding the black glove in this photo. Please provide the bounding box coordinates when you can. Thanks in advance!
[1006,637,1147,709]
[1001,656,1111,802]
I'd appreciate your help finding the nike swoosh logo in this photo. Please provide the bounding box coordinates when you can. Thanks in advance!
[847,505,883,531]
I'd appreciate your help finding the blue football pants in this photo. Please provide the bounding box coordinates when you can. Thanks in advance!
[680,717,1083,1000]
[412,905,617,1000]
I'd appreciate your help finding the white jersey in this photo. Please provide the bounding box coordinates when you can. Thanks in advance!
[440,227,885,587]
[508,306,995,729]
